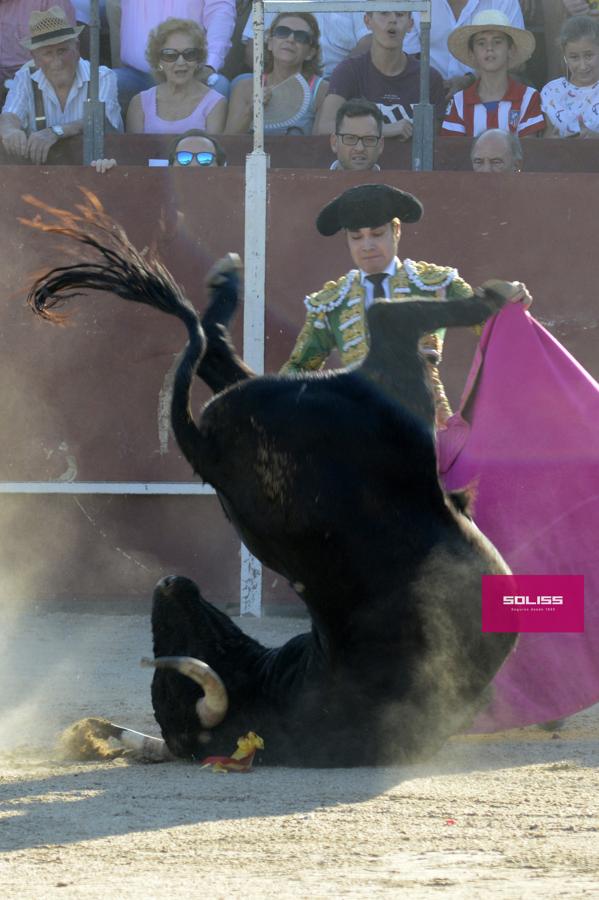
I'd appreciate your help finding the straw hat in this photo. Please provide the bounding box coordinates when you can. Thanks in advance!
[447,10,535,69]
[20,6,84,51]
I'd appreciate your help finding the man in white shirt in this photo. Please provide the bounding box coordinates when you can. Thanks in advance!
[242,11,370,80]
[0,5,122,163]
[403,0,525,98]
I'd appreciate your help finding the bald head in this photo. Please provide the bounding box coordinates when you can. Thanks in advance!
[471,129,523,173]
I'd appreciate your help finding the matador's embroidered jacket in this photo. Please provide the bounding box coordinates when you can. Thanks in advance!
[281,258,472,425]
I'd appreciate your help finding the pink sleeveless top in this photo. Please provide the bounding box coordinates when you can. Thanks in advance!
[140,86,223,133]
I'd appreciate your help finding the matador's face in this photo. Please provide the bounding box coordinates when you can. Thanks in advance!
[345,220,400,274]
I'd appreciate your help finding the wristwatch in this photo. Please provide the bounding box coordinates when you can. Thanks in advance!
[50,124,65,138]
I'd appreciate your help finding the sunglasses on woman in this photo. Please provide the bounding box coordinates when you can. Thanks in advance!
[159,47,202,63]
[271,25,313,45]
[175,150,216,166]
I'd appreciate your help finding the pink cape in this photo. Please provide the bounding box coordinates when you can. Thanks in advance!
[437,304,599,731]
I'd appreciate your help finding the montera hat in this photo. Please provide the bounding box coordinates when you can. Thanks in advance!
[316,184,423,236]
[20,6,84,51]
[447,10,535,69]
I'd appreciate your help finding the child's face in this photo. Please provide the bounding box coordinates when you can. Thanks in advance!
[469,30,512,74]
[564,36,599,87]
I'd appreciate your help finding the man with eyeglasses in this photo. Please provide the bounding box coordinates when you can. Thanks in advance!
[281,183,531,427]
[330,98,384,171]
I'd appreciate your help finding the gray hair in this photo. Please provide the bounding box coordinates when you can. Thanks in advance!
[471,129,523,165]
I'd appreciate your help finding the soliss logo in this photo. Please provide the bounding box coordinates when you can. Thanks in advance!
[502,595,564,605]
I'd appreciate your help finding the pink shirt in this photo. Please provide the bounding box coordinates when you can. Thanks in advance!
[0,0,76,82]
[119,0,235,75]
[139,84,223,133]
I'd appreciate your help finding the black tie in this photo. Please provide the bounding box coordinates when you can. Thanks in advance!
[366,273,388,298]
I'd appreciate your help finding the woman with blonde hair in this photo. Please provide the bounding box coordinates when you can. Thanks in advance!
[224,11,328,134]
[126,17,227,134]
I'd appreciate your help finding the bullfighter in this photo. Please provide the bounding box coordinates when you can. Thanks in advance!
[282,183,530,426]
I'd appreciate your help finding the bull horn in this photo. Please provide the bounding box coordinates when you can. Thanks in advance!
[109,724,173,761]
[141,656,229,728]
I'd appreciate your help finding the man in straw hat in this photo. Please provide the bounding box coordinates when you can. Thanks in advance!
[0,0,75,93]
[404,1,525,100]
[281,183,531,427]
[442,10,544,136]
[0,5,122,164]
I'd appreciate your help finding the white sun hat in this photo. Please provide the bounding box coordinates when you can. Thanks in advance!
[447,10,536,69]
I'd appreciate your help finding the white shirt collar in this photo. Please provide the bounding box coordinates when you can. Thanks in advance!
[359,256,399,285]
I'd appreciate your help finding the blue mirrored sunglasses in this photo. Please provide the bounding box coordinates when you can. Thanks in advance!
[175,150,216,166]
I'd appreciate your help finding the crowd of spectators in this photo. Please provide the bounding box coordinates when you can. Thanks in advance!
[1,1,599,168]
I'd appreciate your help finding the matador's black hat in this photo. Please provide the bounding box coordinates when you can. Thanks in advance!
[316,184,423,236]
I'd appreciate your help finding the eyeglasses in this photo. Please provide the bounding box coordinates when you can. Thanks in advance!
[159,47,202,63]
[335,133,381,147]
[271,25,313,45]
[175,150,216,166]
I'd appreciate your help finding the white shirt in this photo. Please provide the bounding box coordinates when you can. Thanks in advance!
[541,77,599,137]
[360,258,398,308]
[119,0,236,76]
[329,160,381,171]
[242,12,370,80]
[2,58,123,132]
[72,1,90,23]
[403,0,525,80]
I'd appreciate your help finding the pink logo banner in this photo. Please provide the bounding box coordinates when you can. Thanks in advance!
[482,575,584,633]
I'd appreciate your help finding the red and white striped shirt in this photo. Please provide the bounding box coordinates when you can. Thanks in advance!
[442,78,545,137]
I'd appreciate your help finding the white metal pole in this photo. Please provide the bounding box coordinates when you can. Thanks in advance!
[240,0,270,616]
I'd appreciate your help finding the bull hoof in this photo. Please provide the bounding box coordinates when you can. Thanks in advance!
[477,279,522,308]
[206,253,243,288]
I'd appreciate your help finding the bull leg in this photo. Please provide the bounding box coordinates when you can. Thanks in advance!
[366,281,512,350]
[195,254,254,394]
[361,284,513,424]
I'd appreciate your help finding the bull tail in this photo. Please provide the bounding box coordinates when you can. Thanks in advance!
[21,189,206,470]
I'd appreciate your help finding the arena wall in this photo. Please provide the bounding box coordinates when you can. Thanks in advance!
[0,165,596,610]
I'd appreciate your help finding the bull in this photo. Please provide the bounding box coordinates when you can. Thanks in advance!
[26,192,516,767]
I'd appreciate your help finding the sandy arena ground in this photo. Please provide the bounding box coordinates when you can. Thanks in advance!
[0,604,598,899]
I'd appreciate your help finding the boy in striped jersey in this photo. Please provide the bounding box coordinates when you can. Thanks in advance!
[442,10,544,137]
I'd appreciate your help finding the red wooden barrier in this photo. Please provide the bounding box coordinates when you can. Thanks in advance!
[0,165,597,609]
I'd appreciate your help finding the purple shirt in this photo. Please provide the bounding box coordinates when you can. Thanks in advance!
[328,52,446,126]
[0,0,76,82]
